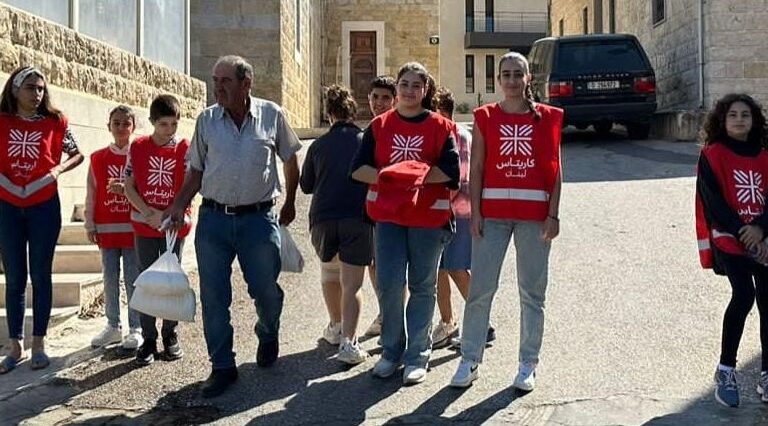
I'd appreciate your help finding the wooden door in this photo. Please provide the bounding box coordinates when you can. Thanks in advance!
[350,31,376,120]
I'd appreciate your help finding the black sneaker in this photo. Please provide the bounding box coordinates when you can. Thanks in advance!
[162,335,184,361]
[135,339,158,366]
[201,367,238,399]
[486,326,496,346]
[257,340,279,367]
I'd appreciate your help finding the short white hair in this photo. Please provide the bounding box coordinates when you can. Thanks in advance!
[213,55,253,81]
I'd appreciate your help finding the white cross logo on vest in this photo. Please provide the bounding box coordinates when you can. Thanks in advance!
[391,134,424,162]
[734,169,765,205]
[499,124,533,156]
[8,129,41,159]
[107,165,125,181]
[148,156,176,187]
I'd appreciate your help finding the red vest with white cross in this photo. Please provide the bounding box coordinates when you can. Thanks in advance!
[0,114,66,207]
[476,103,563,221]
[695,142,768,267]
[90,146,134,248]
[365,109,453,228]
[129,135,192,238]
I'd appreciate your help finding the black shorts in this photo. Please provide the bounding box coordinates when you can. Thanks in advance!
[310,218,373,266]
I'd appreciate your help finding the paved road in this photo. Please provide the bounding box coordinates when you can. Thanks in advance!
[4,129,768,425]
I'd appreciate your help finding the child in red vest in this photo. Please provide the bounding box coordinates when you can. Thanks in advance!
[450,52,563,390]
[86,105,142,351]
[695,94,768,408]
[123,95,192,366]
[351,62,460,385]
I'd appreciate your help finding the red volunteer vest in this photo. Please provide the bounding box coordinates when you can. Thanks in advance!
[0,114,66,207]
[365,110,453,228]
[129,136,192,238]
[695,142,768,267]
[90,146,133,248]
[476,103,563,221]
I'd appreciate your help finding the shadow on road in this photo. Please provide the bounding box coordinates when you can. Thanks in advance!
[644,355,768,425]
[561,129,700,183]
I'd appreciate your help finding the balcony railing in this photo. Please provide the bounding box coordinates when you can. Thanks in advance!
[465,11,548,33]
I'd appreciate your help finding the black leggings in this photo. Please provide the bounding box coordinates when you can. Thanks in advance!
[719,253,768,370]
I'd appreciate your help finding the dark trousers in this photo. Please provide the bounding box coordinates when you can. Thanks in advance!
[719,253,768,371]
[134,235,184,342]
[0,195,61,338]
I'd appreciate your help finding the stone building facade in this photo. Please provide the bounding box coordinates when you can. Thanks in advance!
[190,0,324,129]
[0,2,206,218]
[550,0,768,137]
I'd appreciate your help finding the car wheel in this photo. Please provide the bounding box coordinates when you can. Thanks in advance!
[593,123,613,136]
[627,123,651,140]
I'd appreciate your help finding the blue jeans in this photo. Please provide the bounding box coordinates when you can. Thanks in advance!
[101,248,140,330]
[376,222,450,368]
[461,219,551,364]
[0,195,61,339]
[196,206,284,370]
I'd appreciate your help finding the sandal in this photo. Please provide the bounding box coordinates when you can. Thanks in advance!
[0,355,27,374]
[29,352,50,370]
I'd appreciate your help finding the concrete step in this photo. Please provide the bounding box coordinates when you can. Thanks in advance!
[0,273,102,309]
[53,245,102,274]
[58,222,92,246]
[0,306,79,343]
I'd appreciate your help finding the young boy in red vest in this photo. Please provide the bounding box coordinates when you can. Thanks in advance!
[123,95,192,366]
[86,105,142,351]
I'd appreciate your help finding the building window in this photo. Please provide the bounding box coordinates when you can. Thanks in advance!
[295,0,301,53]
[559,18,564,36]
[485,55,495,93]
[485,0,494,32]
[144,0,186,72]
[653,0,665,25]
[465,55,475,93]
[4,0,69,26]
[593,0,603,33]
[582,7,588,34]
[609,0,616,33]
[465,0,474,32]
[79,0,138,53]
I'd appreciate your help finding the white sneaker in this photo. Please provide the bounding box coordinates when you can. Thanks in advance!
[122,329,144,350]
[403,365,427,385]
[757,372,768,403]
[337,339,369,365]
[450,359,479,388]
[365,316,382,336]
[322,322,341,345]
[91,325,122,348]
[372,357,399,378]
[513,361,537,391]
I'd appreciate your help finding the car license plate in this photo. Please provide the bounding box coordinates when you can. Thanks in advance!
[587,80,620,90]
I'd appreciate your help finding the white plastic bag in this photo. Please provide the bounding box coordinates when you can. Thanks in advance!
[129,230,196,322]
[129,287,196,322]
[132,231,189,296]
[279,226,304,273]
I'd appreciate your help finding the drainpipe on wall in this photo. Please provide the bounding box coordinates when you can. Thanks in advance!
[697,0,705,109]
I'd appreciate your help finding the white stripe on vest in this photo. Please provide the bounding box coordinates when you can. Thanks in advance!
[0,173,55,199]
[366,190,449,210]
[95,223,134,233]
[482,188,549,202]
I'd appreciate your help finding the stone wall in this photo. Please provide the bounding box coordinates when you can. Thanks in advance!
[704,0,768,109]
[0,3,206,119]
[279,0,324,128]
[190,0,283,106]
[0,4,205,218]
[550,0,701,111]
[323,0,441,87]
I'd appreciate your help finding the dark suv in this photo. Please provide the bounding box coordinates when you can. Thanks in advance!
[528,34,657,139]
